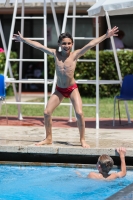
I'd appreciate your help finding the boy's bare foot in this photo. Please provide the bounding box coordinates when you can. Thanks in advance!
[35,138,52,146]
[81,140,90,148]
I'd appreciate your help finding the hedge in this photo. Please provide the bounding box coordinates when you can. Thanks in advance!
[0,50,18,95]
[48,50,133,97]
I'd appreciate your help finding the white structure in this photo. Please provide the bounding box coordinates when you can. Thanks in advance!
[87,0,133,124]
[88,0,133,16]
[4,0,61,120]
[0,18,19,106]
[0,0,6,3]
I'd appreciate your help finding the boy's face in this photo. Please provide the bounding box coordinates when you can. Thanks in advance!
[58,38,73,53]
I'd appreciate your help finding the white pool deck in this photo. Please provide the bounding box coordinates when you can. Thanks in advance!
[0,126,133,157]
[0,94,133,158]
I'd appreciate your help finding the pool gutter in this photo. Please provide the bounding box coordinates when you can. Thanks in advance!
[106,183,133,200]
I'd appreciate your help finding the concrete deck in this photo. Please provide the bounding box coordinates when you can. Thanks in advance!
[1,93,132,159]
[0,122,133,157]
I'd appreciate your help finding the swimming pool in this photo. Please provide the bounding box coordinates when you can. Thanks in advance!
[0,165,133,200]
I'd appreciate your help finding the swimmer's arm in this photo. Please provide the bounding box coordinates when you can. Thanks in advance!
[106,170,125,180]
[75,171,82,177]
[107,147,126,180]
[116,147,127,178]
[13,31,55,56]
[74,26,119,59]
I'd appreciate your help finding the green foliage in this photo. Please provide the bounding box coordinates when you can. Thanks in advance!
[0,51,18,96]
[47,50,133,97]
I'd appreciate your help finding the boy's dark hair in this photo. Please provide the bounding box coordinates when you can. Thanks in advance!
[118,30,125,38]
[58,32,73,43]
[98,154,114,173]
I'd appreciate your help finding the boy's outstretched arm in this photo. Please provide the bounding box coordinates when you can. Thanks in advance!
[13,31,55,56]
[107,147,126,180]
[116,147,126,178]
[75,26,119,59]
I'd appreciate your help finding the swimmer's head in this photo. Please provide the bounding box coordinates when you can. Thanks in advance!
[58,32,73,44]
[97,154,114,173]
[118,30,125,39]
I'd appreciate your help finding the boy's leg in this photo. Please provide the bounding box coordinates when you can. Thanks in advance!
[70,88,90,148]
[36,91,64,145]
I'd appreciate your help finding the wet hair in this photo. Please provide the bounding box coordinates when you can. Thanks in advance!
[58,32,73,44]
[98,154,114,173]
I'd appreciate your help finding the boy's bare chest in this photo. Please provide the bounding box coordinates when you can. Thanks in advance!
[55,55,76,70]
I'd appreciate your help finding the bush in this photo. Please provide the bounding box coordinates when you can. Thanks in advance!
[0,50,18,96]
[48,50,133,97]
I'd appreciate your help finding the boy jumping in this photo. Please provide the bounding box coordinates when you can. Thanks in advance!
[13,26,118,148]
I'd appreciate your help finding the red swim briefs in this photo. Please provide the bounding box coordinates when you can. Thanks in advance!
[56,83,78,98]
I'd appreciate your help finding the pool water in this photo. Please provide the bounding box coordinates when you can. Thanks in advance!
[0,165,133,200]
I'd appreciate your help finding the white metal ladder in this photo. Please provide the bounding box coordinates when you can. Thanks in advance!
[4,0,60,120]
[0,19,19,103]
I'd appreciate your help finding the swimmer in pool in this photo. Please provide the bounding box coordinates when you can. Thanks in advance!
[88,147,126,180]
[13,26,119,148]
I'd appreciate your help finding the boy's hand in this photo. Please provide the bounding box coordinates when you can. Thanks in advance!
[106,26,119,38]
[116,147,126,158]
[13,31,24,42]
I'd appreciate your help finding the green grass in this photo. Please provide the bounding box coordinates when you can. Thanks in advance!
[1,97,133,118]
